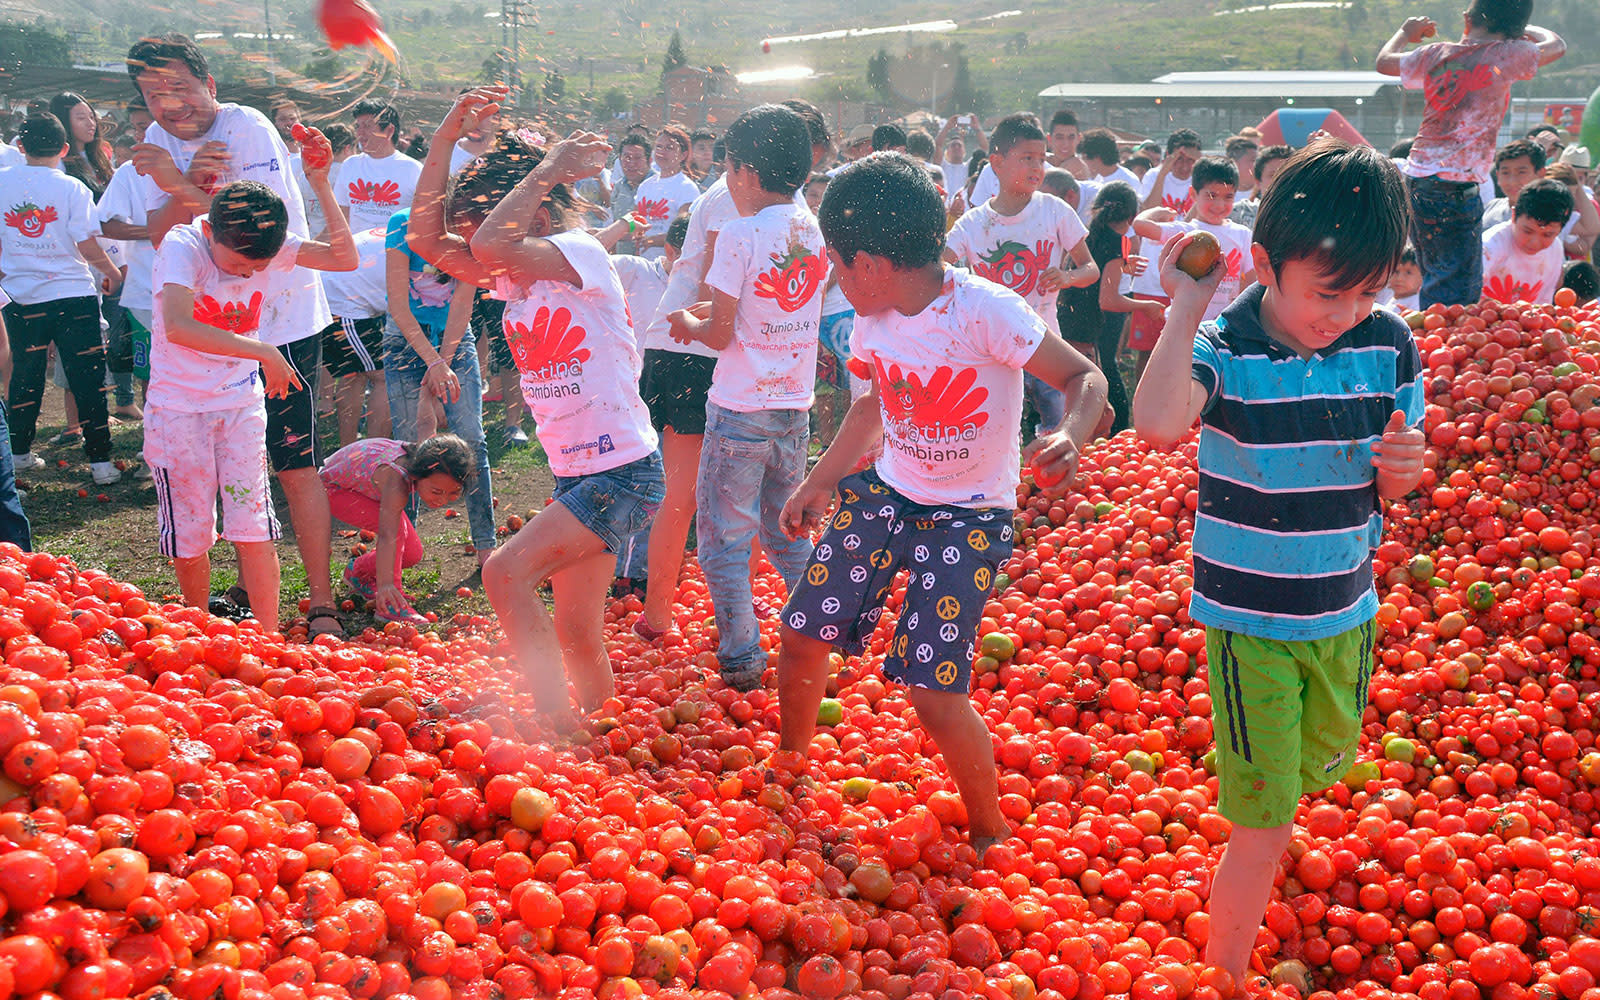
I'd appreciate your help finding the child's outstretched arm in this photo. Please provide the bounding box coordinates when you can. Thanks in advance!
[780,378,884,540]
[471,131,612,289]
[370,464,418,619]
[669,290,735,351]
[1024,336,1108,490]
[75,238,123,296]
[409,87,507,290]
[1524,25,1565,66]
[1131,232,1224,449]
[1375,17,1436,75]
[160,284,301,398]
[293,127,358,272]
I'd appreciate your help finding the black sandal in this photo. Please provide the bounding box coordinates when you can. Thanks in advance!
[307,606,345,639]
[224,584,252,612]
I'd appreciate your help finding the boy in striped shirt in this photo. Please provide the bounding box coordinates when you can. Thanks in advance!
[1132,139,1426,992]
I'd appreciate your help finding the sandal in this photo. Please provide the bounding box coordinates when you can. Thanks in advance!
[306,606,345,638]
[224,584,252,612]
[632,616,670,642]
[207,595,250,621]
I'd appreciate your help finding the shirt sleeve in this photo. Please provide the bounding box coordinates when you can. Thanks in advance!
[384,211,409,251]
[64,180,96,244]
[1505,39,1541,82]
[1192,324,1224,413]
[336,161,354,208]
[548,230,614,295]
[270,233,306,274]
[703,220,750,299]
[1397,45,1437,90]
[944,214,974,266]
[1055,200,1089,256]
[153,227,206,296]
[97,168,138,225]
[970,282,1047,369]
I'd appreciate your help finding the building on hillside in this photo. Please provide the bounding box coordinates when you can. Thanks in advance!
[1038,71,1406,148]
[633,65,747,130]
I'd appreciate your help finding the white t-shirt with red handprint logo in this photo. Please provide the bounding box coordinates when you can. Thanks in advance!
[1141,170,1197,216]
[945,192,1087,338]
[630,171,701,261]
[149,218,304,412]
[704,202,827,413]
[1481,222,1562,306]
[0,164,99,304]
[852,268,1046,509]
[494,229,658,477]
[1151,218,1254,321]
[335,151,421,233]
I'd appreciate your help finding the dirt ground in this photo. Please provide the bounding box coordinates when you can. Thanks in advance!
[15,382,557,635]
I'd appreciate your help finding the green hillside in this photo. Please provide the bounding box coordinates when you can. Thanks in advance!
[14,0,1599,117]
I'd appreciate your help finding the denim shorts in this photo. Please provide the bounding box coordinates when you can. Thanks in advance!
[553,451,666,552]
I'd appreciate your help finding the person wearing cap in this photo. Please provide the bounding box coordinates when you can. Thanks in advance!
[1549,146,1598,259]
[831,123,874,173]
[1526,123,1566,161]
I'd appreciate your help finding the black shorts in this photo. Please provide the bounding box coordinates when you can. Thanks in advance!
[321,316,386,377]
[266,333,322,473]
[473,293,512,373]
[639,348,716,435]
[781,469,1014,693]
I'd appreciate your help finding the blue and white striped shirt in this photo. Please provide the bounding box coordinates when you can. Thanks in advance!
[1189,287,1424,641]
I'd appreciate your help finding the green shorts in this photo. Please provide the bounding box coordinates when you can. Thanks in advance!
[1207,619,1375,828]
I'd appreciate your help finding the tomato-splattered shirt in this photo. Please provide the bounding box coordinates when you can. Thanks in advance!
[945,192,1088,338]
[852,268,1045,509]
[1398,39,1540,184]
[320,438,411,501]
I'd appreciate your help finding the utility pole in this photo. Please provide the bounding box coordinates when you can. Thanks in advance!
[263,0,275,85]
[500,0,534,108]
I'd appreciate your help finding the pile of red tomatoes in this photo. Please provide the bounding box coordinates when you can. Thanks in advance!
[1,294,1600,1000]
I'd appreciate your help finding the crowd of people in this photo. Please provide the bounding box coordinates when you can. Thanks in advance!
[0,0,1593,985]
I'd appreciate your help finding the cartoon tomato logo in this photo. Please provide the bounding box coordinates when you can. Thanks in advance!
[192,291,265,334]
[1483,274,1542,304]
[634,197,669,223]
[973,239,1053,297]
[348,179,402,206]
[753,245,825,312]
[4,203,58,239]
[503,305,591,380]
[872,357,991,440]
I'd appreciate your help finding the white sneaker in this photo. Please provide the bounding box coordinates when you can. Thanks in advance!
[11,453,41,472]
[91,462,121,485]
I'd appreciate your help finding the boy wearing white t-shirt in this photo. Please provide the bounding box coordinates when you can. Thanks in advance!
[668,105,826,691]
[148,165,356,635]
[0,115,124,482]
[774,153,1107,856]
[631,125,700,261]
[1482,178,1570,304]
[0,290,33,550]
[945,113,1099,440]
[336,101,422,234]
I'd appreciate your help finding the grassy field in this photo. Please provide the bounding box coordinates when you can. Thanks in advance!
[20,388,555,636]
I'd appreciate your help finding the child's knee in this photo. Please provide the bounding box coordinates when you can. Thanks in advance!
[906,686,980,726]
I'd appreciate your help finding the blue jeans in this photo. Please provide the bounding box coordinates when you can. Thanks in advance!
[0,400,32,550]
[382,327,496,553]
[696,403,814,673]
[1024,371,1065,439]
[1408,175,1482,309]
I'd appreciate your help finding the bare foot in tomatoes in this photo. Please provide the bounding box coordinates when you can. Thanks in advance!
[971,833,1006,863]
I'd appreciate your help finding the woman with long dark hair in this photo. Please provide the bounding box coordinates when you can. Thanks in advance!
[48,92,113,197]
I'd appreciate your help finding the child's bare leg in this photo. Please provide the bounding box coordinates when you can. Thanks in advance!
[172,554,211,610]
[906,687,1008,850]
[233,540,281,635]
[1205,821,1294,987]
[482,502,608,727]
[363,373,391,439]
[551,551,620,713]
[777,627,835,753]
[335,375,364,447]
[499,370,525,427]
[64,389,80,434]
[641,429,701,631]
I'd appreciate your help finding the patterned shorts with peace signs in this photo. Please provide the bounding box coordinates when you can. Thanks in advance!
[781,469,1014,693]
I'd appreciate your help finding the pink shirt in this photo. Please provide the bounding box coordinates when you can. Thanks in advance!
[320,438,411,501]
[1399,39,1539,184]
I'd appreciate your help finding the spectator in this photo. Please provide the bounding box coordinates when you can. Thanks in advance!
[1047,109,1088,179]
[337,99,421,232]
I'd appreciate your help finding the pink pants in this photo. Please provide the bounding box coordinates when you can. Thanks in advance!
[327,487,423,588]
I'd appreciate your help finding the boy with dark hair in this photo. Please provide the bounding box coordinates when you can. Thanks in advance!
[666,104,824,691]
[1140,128,1202,213]
[1225,135,1259,204]
[1132,156,1255,333]
[871,123,907,153]
[1481,138,1547,231]
[1562,259,1599,304]
[1386,245,1422,310]
[689,127,717,189]
[125,31,345,637]
[609,133,652,254]
[1376,2,1565,306]
[147,152,357,637]
[1482,177,1571,303]
[1046,108,1087,178]
[0,114,124,481]
[905,129,935,164]
[773,152,1106,856]
[338,99,420,233]
[1080,127,1140,190]
[1133,138,1425,992]
[946,112,1099,440]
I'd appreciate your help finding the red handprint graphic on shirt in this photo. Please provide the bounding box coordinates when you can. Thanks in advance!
[873,358,991,441]
[973,239,1053,297]
[1162,190,1195,215]
[347,179,402,206]
[1223,246,1244,280]
[633,197,669,223]
[4,203,58,239]
[1483,274,1542,304]
[192,291,264,334]
[752,245,826,312]
[503,305,591,381]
